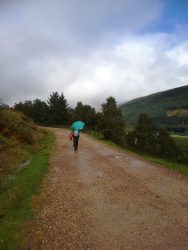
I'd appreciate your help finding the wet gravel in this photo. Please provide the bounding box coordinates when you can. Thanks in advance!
[21,128,188,250]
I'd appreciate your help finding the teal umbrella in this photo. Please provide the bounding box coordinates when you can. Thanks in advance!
[71,121,85,131]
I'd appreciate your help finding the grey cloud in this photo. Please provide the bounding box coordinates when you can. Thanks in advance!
[61,33,188,107]
[0,0,164,43]
[0,0,172,106]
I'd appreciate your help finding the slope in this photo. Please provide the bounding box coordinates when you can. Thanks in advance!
[120,85,188,126]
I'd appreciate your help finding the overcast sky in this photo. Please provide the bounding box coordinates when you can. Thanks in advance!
[0,0,188,107]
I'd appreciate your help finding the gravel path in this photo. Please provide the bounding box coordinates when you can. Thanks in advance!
[21,128,188,250]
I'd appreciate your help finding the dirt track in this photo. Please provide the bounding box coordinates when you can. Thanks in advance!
[21,128,188,250]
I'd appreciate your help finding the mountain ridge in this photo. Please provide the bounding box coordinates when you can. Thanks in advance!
[120,85,188,126]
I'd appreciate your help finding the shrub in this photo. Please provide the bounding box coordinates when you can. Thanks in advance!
[126,113,183,161]
[0,110,36,144]
[157,127,182,160]
[101,97,124,145]
[134,114,158,154]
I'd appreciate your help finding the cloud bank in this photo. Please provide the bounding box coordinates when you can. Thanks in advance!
[0,0,188,107]
[47,32,188,107]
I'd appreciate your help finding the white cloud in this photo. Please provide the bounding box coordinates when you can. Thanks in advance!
[1,0,188,108]
[40,32,187,107]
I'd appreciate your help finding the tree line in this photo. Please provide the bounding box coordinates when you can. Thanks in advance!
[14,92,124,143]
[126,114,184,161]
[1,92,186,163]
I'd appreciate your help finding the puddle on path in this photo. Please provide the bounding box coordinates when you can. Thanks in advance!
[114,155,123,159]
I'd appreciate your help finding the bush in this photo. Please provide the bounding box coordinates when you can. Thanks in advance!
[126,131,136,148]
[157,127,182,160]
[0,110,36,144]
[126,114,183,161]
[100,97,125,145]
[134,114,158,154]
[103,129,114,140]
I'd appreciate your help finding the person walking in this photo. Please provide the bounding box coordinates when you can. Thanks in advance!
[70,121,85,152]
[72,129,80,151]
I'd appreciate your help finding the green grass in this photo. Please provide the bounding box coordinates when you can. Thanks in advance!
[172,135,188,165]
[0,130,55,250]
[134,151,188,175]
[120,85,188,125]
[172,135,188,152]
[117,143,188,175]
[0,109,36,144]
[88,131,188,175]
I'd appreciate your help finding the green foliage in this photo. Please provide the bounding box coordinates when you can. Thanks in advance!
[121,85,188,127]
[14,101,33,118]
[172,135,188,163]
[129,149,188,175]
[0,109,36,144]
[173,135,188,151]
[89,130,188,175]
[157,127,181,160]
[30,99,50,124]
[126,130,136,147]
[15,100,51,125]
[0,99,9,110]
[134,114,157,154]
[0,131,54,249]
[0,99,3,109]
[0,109,40,189]
[144,156,188,175]
[0,145,29,188]
[100,97,125,145]
[0,134,15,150]
[73,102,96,131]
[94,112,104,132]
[126,113,183,161]
[48,92,69,125]
[15,92,70,126]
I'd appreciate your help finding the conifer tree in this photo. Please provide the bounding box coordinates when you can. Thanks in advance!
[48,92,69,125]
[31,99,50,124]
[101,96,124,144]
[73,102,96,130]
[127,113,182,160]
[134,113,157,154]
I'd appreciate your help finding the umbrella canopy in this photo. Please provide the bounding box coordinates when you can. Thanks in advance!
[71,121,85,131]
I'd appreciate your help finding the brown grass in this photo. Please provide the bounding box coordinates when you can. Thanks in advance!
[0,109,42,188]
[167,109,188,117]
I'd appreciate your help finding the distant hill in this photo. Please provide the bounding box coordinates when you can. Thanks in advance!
[120,85,188,129]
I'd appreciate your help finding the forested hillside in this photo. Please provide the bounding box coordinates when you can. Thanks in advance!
[120,85,188,130]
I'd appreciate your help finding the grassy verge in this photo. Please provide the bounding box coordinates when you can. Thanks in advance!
[88,131,188,175]
[172,135,188,153]
[140,154,188,175]
[0,130,55,249]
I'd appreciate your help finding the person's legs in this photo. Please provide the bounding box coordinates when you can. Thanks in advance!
[73,136,76,150]
[73,136,79,151]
